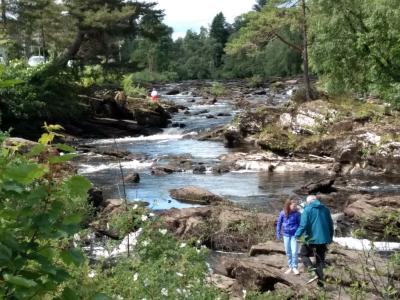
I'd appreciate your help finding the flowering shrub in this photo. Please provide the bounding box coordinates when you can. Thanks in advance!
[71,213,227,299]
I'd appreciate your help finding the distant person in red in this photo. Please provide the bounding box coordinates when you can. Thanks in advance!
[151,88,158,102]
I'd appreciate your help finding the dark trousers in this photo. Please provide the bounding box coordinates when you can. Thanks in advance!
[300,243,327,282]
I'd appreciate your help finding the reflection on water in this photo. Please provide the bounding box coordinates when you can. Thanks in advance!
[84,171,319,212]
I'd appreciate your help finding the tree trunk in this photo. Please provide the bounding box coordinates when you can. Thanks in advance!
[301,0,311,101]
[1,0,6,27]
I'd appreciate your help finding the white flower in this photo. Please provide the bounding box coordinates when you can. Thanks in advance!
[243,289,247,299]
[176,272,183,277]
[159,229,167,235]
[149,212,155,217]
[142,240,149,247]
[133,273,138,281]
[132,204,138,210]
[115,296,123,300]
[196,240,201,245]
[176,288,182,294]
[144,279,149,287]
[141,215,148,221]
[161,288,168,296]
[179,243,187,248]
[196,249,200,253]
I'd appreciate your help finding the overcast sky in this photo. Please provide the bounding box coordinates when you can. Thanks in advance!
[146,0,255,39]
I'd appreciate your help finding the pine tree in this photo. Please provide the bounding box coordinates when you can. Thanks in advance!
[209,12,230,68]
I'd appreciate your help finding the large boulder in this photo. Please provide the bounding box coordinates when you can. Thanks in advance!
[371,142,400,175]
[224,125,243,147]
[3,137,39,154]
[159,205,275,252]
[169,186,225,205]
[292,100,337,134]
[344,194,400,221]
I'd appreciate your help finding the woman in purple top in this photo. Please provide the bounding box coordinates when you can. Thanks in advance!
[276,200,301,275]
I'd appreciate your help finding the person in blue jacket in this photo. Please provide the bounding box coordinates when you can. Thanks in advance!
[294,195,334,286]
[276,200,301,275]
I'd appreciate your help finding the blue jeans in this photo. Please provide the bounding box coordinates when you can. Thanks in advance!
[283,235,298,269]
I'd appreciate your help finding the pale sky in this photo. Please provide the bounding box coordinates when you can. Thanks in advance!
[146,0,255,39]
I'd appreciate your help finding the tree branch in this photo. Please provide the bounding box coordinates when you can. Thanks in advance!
[273,32,303,53]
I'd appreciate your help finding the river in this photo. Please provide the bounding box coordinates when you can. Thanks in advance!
[73,83,400,212]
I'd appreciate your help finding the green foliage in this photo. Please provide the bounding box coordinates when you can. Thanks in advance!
[247,75,264,88]
[67,216,226,299]
[210,82,227,97]
[126,70,178,85]
[121,74,148,98]
[0,127,92,299]
[0,61,84,135]
[80,65,120,88]
[309,0,400,107]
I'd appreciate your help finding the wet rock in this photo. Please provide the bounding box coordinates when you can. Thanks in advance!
[133,104,171,128]
[124,172,140,183]
[171,122,186,128]
[197,126,225,142]
[193,109,209,115]
[224,125,243,148]
[169,186,225,205]
[253,89,267,95]
[217,112,232,117]
[88,187,104,208]
[193,165,207,174]
[206,114,216,119]
[295,178,337,195]
[151,166,176,176]
[166,89,180,95]
[187,98,196,103]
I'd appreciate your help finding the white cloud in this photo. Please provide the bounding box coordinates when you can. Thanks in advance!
[146,0,255,39]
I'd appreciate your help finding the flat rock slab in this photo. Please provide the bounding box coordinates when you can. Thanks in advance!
[169,186,225,205]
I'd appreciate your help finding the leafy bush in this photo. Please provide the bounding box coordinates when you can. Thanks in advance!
[0,126,92,299]
[122,74,148,98]
[0,61,84,135]
[80,64,120,88]
[125,70,178,85]
[210,82,227,97]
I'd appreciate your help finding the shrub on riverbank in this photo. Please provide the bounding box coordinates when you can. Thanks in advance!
[0,61,84,137]
[0,128,226,299]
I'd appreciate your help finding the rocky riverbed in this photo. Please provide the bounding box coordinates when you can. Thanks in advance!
[66,79,399,298]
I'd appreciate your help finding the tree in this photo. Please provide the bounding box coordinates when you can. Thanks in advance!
[309,0,400,105]
[253,0,269,12]
[209,12,230,68]
[226,0,312,99]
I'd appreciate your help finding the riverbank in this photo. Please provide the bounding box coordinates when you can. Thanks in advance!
[4,78,399,298]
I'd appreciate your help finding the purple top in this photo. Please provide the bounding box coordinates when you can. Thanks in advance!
[276,210,301,239]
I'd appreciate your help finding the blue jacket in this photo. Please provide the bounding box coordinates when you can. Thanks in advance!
[294,200,334,244]
[276,210,301,239]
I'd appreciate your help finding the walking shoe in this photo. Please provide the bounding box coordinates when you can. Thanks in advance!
[292,268,300,275]
[284,268,292,274]
[306,275,319,284]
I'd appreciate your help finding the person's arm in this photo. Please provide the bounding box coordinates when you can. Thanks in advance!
[276,212,284,240]
[294,209,308,239]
